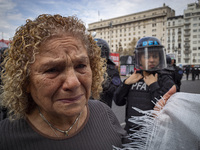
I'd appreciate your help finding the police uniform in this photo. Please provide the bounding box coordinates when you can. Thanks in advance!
[100,59,121,107]
[114,73,175,133]
[172,65,183,92]
[93,38,121,108]
[114,36,176,134]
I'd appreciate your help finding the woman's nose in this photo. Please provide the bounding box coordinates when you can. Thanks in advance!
[62,69,81,91]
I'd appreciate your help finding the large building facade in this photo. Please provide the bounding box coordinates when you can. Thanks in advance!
[88,4,175,53]
[166,16,184,65]
[167,0,200,66]
[184,1,200,66]
[88,1,200,66]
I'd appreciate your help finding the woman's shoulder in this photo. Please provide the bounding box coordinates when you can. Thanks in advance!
[87,99,126,136]
[88,100,115,120]
[0,118,11,127]
[0,118,27,132]
[88,99,111,112]
[88,99,106,105]
[0,118,14,135]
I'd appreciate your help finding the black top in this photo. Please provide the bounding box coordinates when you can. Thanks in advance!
[113,73,175,133]
[0,100,127,150]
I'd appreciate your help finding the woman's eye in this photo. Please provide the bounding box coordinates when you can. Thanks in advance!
[76,64,86,69]
[45,68,58,73]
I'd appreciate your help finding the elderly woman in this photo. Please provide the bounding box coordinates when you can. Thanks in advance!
[0,14,127,150]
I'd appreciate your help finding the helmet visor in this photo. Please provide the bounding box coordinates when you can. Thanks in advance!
[135,47,166,71]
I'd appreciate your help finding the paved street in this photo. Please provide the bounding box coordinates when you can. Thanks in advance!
[112,73,200,126]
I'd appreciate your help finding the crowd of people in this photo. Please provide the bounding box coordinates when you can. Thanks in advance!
[0,13,198,150]
[184,65,200,81]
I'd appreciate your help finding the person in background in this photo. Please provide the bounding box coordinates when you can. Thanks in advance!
[170,57,183,92]
[161,55,175,80]
[113,37,176,134]
[185,65,190,80]
[0,14,128,150]
[195,67,199,80]
[191,66,196,81]
[93,38,121,108]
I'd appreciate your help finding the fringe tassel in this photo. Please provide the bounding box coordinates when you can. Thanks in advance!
[113,97,163,150]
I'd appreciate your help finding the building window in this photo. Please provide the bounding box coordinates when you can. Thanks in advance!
[178,43,181,48]
[193,41,197,44]
[185,13,191,17]
[193,23,197,27]
[193,17,197,21]
[152,29,156,32]
[178,58,181,63]
[193,35,197,38]
[152,23,157,27]
[193,47,197,50]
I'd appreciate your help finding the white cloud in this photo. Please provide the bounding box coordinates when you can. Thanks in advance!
[0,0,197,40]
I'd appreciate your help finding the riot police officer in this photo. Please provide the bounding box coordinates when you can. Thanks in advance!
[170,57,183,91]
[114,37,176,134]
[94,38,121,108]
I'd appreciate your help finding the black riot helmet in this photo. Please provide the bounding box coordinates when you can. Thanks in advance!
[135,37,167,72]
[166,54,172,65]
[94,38,110,60]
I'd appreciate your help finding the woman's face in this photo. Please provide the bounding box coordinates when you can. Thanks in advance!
[140,51,160,70]
[27,36,92,117]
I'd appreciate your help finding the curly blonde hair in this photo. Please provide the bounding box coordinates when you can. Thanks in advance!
[1,14,106,120]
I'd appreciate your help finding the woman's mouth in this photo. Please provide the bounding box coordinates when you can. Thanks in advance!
[57,94,83,103]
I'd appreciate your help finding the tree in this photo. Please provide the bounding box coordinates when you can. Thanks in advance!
[116,42,123,56]
[127,37,137,55]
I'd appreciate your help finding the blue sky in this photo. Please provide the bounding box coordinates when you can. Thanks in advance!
[0,0,197,40]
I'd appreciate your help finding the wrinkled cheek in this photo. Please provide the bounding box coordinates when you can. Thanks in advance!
[31,78,55,105]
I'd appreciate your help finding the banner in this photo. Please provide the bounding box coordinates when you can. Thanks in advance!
[110,53,120,66]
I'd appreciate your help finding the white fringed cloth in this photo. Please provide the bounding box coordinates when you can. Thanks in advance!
[115,92,200,150]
